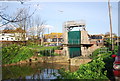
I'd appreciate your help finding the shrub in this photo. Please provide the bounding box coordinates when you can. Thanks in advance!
[2,44,34,64]
[59,57,108,79]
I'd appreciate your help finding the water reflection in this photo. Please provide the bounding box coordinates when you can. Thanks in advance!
[26,69,60,79]
[2,62,79,80]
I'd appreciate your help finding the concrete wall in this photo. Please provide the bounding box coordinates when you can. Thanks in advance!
[81,31,90,44]
[63,32,68,44]
[70,58,92,66]
[88,44,101,54]
[29,56,69,63]
[22,56,91,67]
[80,31,91,56]
[81,47,90,57]
[62,47,69,58]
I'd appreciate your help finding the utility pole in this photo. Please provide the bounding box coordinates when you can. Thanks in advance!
[108,0,114,51]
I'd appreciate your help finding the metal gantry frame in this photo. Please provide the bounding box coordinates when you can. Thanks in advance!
[63,20,86,32]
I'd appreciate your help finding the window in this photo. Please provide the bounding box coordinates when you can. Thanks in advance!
[2,34,4,36]
[6,37,9,40]
[60,35,62,37]
[54,39,57,42]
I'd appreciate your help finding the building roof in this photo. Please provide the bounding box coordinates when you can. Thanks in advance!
[44,33,63,39]
[2,28,26,33]
[89,34,105,36]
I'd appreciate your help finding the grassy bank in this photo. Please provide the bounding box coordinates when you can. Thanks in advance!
[2,44,60,64]
[27,45,59,51]
[26,44,60,56]
[2,44,34,64]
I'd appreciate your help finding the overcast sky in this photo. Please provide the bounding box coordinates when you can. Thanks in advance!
[0,1,118,35]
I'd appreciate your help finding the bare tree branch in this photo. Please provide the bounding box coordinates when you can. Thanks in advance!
[0,8,36,27]
[0,21,9,27]
[0,0,36,27]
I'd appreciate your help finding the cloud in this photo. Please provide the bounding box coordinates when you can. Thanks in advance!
[42,25,54,32]
[43,25,54,29]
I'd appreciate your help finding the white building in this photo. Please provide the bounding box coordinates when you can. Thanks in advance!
[0,28,28,41]
[0,33,28,41]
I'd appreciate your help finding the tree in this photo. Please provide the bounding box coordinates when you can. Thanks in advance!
[14,8,29,43]
[35,16,46,39]
[28,16,46,45]
[0,1,46,45]
[0,1,36,27]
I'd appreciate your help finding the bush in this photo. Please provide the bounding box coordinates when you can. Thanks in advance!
[38,46,60,56]
[58,57,108,79]
[2,44,34,64]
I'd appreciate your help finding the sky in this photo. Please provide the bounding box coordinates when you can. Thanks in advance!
[0,1,118,35]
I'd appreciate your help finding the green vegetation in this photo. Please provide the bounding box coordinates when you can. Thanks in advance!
[38,47,60,57]
[38,52,60,57]
[2,44,34,64]
[2,44,60,64]
[27,44,60,56]
[57,46,118,80]
[89,47,101,59]
[58,56,108,79]
[26,44,43,48]
[27,44,59,52]
[29,46,59,51]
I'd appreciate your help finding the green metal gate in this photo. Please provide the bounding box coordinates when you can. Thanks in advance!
[68,31,81,58]
[69,47,81,58]
[68,31,81,44]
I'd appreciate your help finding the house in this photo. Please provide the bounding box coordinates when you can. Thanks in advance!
[43,33,63,46]
[0,28,28,41]
[89,34,104,46]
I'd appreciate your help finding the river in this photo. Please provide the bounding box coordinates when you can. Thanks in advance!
[2,62,79,80]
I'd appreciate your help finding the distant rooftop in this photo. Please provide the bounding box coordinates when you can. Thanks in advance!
[44,33,63,39]
[2,28,26,33]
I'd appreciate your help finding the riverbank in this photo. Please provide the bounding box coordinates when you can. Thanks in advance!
[2,56,92,67]
[2,44,92,67]
[2,44,60,65]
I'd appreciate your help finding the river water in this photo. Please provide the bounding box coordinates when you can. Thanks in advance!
[2,62,79,80]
